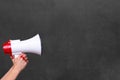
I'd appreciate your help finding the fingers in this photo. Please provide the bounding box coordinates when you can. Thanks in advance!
[9,53,28,63]
[20,53,28,63]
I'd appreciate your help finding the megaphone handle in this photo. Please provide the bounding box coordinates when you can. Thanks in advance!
[14,54,20,58]
[12,52,21,58]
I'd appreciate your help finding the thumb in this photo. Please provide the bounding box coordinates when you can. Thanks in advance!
[10,55,15,63]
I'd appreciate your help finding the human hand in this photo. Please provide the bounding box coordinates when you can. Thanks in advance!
[10,53,28,72]
[0,53,28,80]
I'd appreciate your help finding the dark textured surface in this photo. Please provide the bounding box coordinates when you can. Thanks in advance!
[0,0,120,80]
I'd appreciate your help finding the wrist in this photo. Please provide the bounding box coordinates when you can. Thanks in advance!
[11,65,22,74]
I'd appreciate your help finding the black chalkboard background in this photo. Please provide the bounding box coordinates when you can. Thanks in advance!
[0,0,120,80]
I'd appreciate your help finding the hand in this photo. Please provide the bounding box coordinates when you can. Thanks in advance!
[0,53,28,80]
[10,53,28,72]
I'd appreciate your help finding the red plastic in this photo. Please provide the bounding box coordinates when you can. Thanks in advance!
[2,40,12,56]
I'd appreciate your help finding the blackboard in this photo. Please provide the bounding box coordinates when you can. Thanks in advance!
[0,0,120,80]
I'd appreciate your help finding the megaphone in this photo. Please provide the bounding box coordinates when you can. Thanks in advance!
[2,34,42,58]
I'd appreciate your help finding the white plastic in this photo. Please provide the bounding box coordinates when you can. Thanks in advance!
[11,34,42,57]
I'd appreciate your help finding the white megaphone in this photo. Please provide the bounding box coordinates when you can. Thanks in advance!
[2,34,42,58]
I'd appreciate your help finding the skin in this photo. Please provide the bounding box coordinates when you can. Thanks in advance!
[1,53,28,80]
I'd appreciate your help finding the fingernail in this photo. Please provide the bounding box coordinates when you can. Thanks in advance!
[20,56,27,62]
